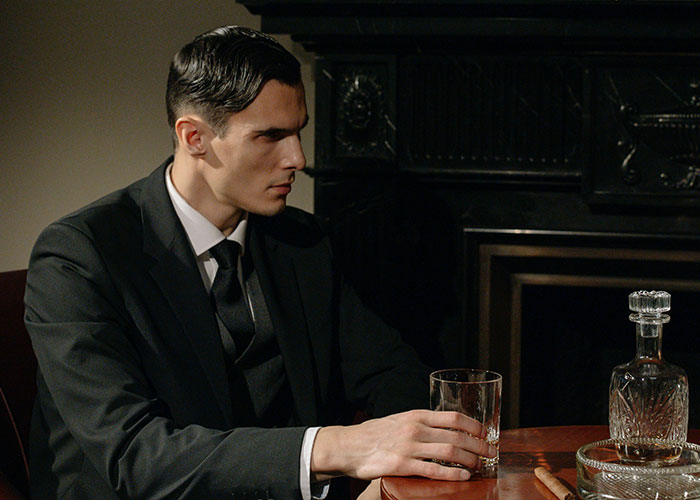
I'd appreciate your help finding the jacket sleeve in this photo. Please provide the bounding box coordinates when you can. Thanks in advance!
[25,221,306,500]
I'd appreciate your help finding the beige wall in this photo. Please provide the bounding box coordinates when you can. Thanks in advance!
[0,1,315,272]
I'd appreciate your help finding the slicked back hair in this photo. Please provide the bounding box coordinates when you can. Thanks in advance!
[166,26,301,145]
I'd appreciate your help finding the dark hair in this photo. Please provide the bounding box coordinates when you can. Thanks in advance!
[166,26,301,141]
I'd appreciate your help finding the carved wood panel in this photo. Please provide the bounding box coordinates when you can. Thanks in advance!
[589,58,700,205]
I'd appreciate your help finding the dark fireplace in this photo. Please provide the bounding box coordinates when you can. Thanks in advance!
[465,228,700,429]
[238,0,700,429]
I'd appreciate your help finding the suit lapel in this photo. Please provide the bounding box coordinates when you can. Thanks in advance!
[139,160,233,425]
[248,220,320,426]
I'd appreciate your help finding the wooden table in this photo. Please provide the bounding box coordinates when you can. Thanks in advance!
[381,426,700,500]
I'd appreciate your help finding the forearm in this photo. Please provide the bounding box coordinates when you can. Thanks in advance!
[31,342,308,499]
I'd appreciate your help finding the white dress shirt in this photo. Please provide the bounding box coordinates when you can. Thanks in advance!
[165,165,326,500]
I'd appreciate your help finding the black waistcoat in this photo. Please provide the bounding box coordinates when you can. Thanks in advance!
[216,260,295,428]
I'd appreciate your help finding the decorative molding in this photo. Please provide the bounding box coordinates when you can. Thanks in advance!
[316,57,396,167]
[335,67,393,159]
[400,56,583,174]
[620,81,700,190]
[588,61,700,206]
[238,1,700,52]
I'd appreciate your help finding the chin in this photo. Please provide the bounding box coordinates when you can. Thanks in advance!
[250,202,287,217]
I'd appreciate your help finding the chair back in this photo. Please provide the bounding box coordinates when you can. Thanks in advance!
[0,269,36,499]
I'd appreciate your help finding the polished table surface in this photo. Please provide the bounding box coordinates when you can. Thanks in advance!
[380,426,700,500]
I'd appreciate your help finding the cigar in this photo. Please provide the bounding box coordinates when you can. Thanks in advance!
[534,467,575,500]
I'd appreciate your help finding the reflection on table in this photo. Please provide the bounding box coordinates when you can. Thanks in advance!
[380,426,700,500]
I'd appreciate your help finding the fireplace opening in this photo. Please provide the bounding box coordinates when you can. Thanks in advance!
[466,228,700,429]
[519,284,700,430]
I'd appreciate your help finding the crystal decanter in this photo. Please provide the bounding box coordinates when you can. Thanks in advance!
[609,290,689,465]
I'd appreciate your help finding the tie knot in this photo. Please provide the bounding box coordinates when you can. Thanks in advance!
[209,240,240,270]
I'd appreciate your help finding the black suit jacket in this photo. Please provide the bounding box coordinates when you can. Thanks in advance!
[25,158,429,500]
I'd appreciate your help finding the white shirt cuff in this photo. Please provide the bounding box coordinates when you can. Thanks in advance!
[300,427,330,500]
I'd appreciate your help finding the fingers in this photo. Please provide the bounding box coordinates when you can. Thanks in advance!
[399,410,497,476]
[420,410,486,439]
[408,458,472,481]
[416,441,482,470]
[411,410,496,457]
[429,427,497,459]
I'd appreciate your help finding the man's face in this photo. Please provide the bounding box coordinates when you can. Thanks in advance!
[204,80,307,217]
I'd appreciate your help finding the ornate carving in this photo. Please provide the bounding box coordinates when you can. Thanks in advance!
[334,67,394,160]
[617,124,640,186]
[661,166,700,189]
[620,81,700,190]
[341,74,377,132]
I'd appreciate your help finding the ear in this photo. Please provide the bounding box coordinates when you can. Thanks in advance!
[174,115,210,156]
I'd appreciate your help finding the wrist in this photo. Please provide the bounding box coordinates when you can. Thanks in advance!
[310,425,350,481]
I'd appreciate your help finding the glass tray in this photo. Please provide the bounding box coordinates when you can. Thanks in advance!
[577,439,700,500]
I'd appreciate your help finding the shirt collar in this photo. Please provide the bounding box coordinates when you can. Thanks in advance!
[165,163,247,257]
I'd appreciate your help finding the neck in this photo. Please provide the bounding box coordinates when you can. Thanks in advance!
[171,151,242,234]
[635,322,663,360]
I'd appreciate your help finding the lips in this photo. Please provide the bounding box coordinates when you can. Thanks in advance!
[270,183,292,195]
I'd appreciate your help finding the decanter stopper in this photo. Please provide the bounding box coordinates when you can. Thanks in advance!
[628,290,670,315]
[609,290,689,465]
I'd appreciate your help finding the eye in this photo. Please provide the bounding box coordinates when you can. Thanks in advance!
[259,131,285,141]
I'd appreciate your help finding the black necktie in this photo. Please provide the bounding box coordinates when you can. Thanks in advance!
[209,240,255,356]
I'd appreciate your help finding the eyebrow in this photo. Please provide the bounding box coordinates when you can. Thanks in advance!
[255,115,309,136]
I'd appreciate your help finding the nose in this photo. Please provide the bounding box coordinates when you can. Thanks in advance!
[282,134,306,171]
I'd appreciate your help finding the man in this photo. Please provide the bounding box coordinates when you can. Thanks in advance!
[25,26,494,500]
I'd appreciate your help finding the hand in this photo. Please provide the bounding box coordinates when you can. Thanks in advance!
[310,410,497,482]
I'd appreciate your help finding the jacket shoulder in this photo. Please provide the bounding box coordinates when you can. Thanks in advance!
[32,177,146,264]
[251,207,328,249]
